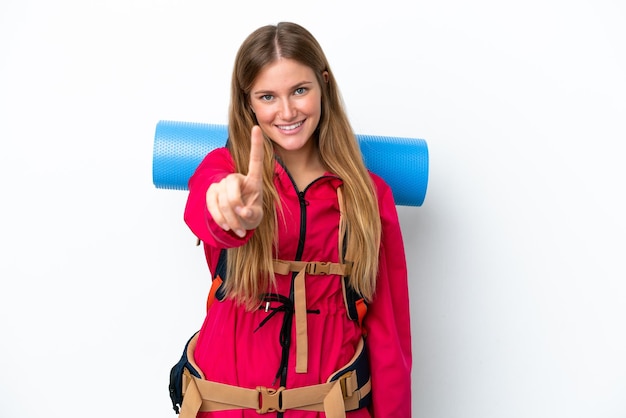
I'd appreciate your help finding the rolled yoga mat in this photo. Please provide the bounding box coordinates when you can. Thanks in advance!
[153,120,429,206]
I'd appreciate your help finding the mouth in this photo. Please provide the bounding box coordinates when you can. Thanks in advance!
[276,120,304,131]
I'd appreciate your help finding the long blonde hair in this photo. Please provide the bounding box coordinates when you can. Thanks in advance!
[225,22,381,309]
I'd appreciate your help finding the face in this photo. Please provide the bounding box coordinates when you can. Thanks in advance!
[248,58,326,160]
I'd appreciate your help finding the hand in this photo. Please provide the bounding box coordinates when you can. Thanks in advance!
[205,126,265,238]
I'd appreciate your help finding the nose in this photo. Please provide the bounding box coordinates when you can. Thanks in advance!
[279,98,297,120]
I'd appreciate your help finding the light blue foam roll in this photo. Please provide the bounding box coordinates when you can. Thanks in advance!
[153,120,428,206]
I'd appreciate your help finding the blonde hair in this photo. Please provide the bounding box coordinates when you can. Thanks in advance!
[225,22,381,309]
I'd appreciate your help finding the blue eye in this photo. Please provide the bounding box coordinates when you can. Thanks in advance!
[295,87,306,95]
[260,94,273,101]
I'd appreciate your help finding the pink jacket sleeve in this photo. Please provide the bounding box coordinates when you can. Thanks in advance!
[364,175,413,417]
[183,147,253,249]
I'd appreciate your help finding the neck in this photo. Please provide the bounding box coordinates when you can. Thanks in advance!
[275,146,326,191]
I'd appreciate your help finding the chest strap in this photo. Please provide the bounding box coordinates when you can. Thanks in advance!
[272,260,352,374]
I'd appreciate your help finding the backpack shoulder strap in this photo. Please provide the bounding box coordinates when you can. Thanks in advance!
[337,186,368,327]
[206,248,227,311]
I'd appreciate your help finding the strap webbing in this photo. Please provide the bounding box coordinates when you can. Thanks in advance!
[272,260,353,373]
[337,186,347,261]
[179,367,369,418]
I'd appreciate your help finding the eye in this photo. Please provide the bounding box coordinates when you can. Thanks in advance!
[294,87,307,95]
[260,94,274,101]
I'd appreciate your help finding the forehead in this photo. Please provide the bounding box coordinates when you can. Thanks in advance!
[251,58,317,92]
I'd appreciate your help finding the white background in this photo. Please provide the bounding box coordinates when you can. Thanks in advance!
[1,1,625,417]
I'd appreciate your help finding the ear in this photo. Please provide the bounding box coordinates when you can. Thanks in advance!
[322,70,329,83]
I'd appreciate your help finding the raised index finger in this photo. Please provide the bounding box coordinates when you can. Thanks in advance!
[246,125,265,185]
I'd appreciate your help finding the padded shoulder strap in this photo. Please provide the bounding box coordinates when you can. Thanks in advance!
[206,248,227,311]
[337,186,368,326]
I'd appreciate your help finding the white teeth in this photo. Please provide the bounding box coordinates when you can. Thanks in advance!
[279,121,303,131]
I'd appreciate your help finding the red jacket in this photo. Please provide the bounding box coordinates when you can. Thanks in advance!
[184,147,412,417]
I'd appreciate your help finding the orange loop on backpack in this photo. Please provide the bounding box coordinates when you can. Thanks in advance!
[206,276,223,311]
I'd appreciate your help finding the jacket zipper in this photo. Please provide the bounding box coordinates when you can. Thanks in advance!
[276,170,336,417]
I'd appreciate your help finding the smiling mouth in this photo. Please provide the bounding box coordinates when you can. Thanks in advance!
[276,120,304,131]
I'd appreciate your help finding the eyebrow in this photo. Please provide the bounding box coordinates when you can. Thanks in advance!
[252,80,315,96]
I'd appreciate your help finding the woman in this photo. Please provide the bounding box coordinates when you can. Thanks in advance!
[180,22,412,417]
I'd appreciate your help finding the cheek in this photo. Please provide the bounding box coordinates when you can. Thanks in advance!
[253,107,275,125]
[309,103,323,125]
[303,97,323,118]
